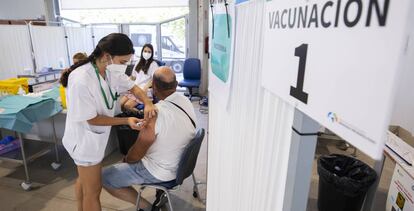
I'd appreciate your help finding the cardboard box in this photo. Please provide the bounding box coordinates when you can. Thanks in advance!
[389,126,414,148]
[386,126,414,211]
[386,164,414,211]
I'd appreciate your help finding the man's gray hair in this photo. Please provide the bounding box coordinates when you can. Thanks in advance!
[153,73,177,91]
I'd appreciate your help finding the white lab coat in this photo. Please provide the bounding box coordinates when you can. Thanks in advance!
[131,61,159,89]
[62,63,134,165]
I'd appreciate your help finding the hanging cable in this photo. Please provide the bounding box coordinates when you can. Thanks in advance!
[224,0,230,38]
[210,0,215,39]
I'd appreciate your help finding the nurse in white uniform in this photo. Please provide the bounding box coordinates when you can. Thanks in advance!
[131,43,159,90]
[60,33,156,211]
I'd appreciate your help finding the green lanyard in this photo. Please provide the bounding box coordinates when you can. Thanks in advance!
[93,64,118,110]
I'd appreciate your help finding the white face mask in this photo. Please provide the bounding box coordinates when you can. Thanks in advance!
[142,52,152,60]
[107,63,128,73]
[107,56,127,73]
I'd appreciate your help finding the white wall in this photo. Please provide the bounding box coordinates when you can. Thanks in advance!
[391,27,414,134]
[198,0,209,95]
[188,0,198,58]
[207,1,295,211]
[0,0,47,20]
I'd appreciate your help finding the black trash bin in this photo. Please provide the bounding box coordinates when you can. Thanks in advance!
[317,154,377,211]
[114,111,143,155]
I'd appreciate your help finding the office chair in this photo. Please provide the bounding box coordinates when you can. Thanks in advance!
[154,59,166,67]
[136,128,205,211]
[178,58,201,100]
[125,60,164,76]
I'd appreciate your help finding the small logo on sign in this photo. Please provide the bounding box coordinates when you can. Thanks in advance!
[327,112,338,123]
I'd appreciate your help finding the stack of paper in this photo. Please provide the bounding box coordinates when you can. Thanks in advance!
[386,131,414,166]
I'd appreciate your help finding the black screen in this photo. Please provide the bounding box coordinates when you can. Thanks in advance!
[125,64,135,76]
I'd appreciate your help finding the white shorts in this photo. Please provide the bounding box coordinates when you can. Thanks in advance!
[73,157,101,167]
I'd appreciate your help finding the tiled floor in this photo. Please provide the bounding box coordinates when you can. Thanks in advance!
[0,100,396,211]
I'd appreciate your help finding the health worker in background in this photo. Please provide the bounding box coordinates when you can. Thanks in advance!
[120,43,159,112]
[72,52,88,65]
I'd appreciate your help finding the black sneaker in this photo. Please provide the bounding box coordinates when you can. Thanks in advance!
[152,190,168,210]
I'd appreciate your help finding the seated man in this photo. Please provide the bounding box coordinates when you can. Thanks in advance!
[102,66,197,211]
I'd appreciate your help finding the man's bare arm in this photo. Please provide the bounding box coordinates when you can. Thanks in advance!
[124,115,157,163]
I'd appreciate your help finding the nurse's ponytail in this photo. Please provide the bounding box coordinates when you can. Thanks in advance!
[60,33,134,87]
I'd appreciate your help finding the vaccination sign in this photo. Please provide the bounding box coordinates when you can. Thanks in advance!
[209,0,236,107]
[261,0,414,159]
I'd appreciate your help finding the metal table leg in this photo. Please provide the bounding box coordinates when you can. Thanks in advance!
[17,132,32,191]
[50,116,62,170]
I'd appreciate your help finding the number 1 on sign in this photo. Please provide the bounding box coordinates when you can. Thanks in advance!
[290,44,309,104]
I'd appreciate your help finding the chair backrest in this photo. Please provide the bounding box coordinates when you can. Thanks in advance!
[154,59,166,67]
[124,64,135,76]
[183,58,201,80]
[175,128,205,185]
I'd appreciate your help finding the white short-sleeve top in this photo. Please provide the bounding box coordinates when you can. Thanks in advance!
[62,63,134,164]
[131,61,159,89]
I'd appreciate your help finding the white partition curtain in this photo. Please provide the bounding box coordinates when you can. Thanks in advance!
[65,26,94,65]
[0,25,33,80]
[31,25,69,70]
[0,24,117,80]
[92,26,120,46]
[207,1,295,211]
